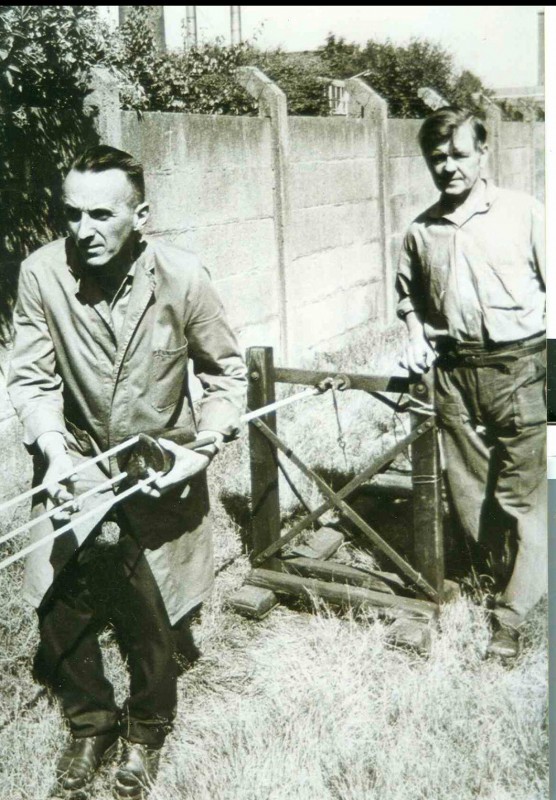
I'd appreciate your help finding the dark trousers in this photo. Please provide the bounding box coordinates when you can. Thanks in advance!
[35,530,198,747]
[435,337,547,627]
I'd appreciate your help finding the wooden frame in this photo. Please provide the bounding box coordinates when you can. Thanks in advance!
[235,346,445,621]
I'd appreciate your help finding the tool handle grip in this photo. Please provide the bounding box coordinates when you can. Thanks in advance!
[118,433,217,482]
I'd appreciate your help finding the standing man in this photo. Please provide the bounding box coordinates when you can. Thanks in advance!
[8,145,247,798]
[397,107,546,660]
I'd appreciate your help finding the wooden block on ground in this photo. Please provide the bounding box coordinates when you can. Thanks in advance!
[290,527,344,559]
[386,618,433,656]
[229,585,279,620]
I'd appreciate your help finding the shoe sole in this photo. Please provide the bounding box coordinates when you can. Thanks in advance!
[112,783,151,800]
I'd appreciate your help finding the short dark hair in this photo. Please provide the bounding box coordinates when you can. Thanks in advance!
[70,145,145,203]
[418,106,487,155]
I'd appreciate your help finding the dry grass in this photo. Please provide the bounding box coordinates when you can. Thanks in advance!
[0,324,548,800]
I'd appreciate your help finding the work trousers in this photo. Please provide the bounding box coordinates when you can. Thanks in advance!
[435,337,547,627]
[35,528,197,747]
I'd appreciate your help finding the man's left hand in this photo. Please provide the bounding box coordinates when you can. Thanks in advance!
[140,438,210,498]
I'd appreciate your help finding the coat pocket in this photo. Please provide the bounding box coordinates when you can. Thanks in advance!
[151,343,189,412]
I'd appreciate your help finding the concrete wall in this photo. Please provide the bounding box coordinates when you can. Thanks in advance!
[287,117,383,353]
[534,122,545,204]
[387,119,437,279]
[500,121,532,194]
[121,112,282,353]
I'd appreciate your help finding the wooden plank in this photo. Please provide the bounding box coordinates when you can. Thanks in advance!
[281,557,395,594]
[367,473,413,497]
[290,527,344,559]
[246,568,438,621]
[410,372,444,600]
[247,347,281,561]
[273,367,409,395]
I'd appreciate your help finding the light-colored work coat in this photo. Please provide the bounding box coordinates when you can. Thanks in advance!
[8,236,247,623]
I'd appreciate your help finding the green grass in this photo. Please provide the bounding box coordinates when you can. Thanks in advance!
[0,324,548,800]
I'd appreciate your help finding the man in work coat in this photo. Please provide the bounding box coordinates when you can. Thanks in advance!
[396,107,546,661]
[7,145,247,798]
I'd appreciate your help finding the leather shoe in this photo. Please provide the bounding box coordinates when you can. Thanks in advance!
[113,742,161,799]
[54,731,119,797]
[486,622,520,660]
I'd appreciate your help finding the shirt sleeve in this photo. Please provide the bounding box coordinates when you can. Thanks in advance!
[395,229,425,320]
[7,261,67,447]
[185,266,247,440]
[531,198,545,289]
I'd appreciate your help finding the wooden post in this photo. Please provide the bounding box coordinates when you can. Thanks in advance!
[410,369,444,601]
[247,347,281,566]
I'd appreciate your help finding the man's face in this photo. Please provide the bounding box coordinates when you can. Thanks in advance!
[63,168,148,268]
[425,121,488,204]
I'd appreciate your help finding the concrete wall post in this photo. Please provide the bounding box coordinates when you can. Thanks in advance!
[345,77,394,323]
[482,97,502,185]
[238,66,290,361]
[84,67,122,149]
[526,109,537,197]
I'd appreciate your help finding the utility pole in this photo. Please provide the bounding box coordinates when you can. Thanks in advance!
[185,6,198,50]
[230,6,242,46]
[118,6,166,52]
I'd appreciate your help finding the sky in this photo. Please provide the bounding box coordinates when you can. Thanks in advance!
[100,5,544,90]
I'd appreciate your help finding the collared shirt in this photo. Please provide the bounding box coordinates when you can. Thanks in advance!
[396,180,545,343]
[74,260,137,346]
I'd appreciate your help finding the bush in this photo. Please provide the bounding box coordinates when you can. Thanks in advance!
[116,7,256,115]
[319,35,491,118]
[0,6,113,341]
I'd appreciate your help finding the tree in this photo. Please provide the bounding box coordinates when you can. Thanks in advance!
[0,6,113,341]
[319,34,490,118]
[241,48,331,116]
[116,8,330,116]
[116,7,256,115]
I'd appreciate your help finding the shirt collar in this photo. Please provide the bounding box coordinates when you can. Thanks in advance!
[425,179,497,226]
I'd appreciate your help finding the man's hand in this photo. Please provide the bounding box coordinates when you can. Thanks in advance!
[141,438,210,498]
[36,431,79,521]
[399,314,436,375]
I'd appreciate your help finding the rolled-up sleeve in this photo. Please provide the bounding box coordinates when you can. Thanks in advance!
[395,229,424,320]
[186,266,247,440]
[7,261,66,446]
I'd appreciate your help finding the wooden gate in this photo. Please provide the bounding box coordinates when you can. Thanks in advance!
[231,346,446,641]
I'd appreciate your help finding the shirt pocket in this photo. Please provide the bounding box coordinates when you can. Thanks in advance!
[150,342,189,412]
[485,262,522,309]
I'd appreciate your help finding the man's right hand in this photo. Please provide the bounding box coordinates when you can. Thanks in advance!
[399,316,436,375]
[37,432,80,521]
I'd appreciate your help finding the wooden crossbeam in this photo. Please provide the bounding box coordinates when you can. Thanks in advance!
[251,416,439,603]
[252,417,434,567]
[273,367,409,395]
